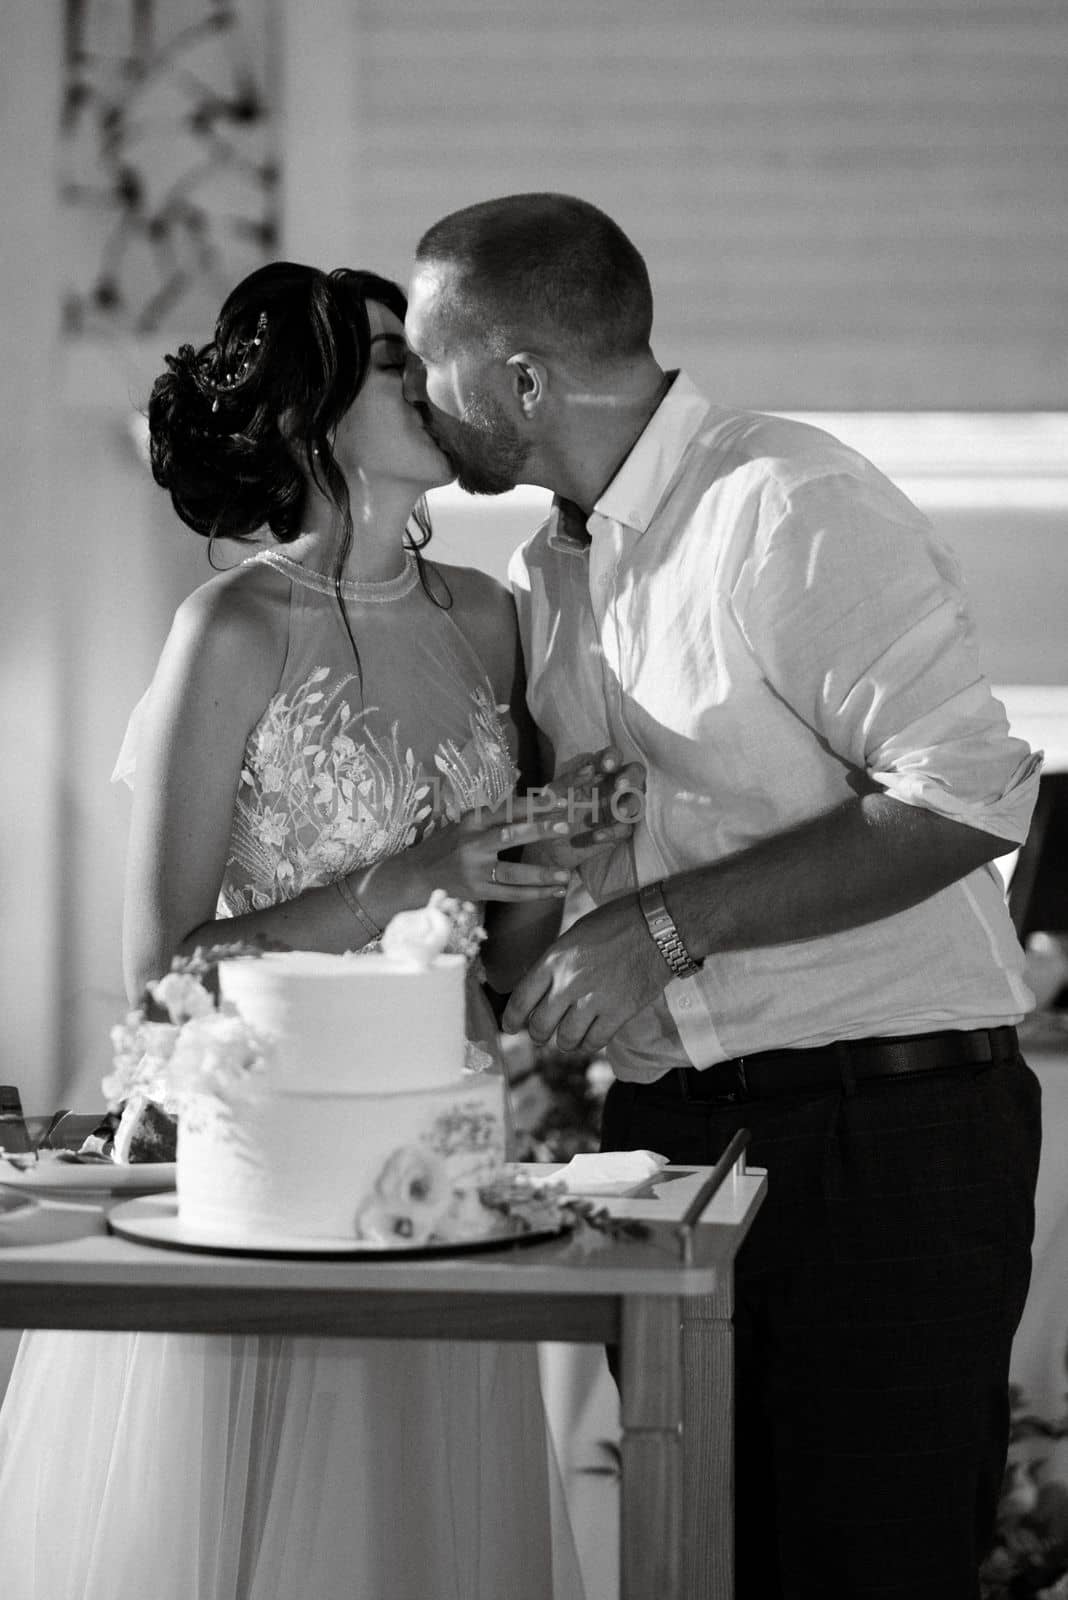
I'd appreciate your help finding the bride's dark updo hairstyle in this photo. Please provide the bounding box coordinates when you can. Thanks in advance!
[148,261,440,660]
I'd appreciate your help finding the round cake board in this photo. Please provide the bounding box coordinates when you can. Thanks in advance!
[107,1194,572,1260]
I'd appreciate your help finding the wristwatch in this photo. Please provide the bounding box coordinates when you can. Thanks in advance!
[638,880,701,980]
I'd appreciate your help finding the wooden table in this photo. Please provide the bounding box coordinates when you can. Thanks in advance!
[0,1155,765,1600]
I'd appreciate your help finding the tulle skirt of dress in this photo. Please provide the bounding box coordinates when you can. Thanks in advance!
[0,1330,586,1600]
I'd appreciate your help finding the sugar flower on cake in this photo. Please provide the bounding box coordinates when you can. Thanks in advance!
[104,1016,182,1116]
[356,1144,453,1244]
[165,1007,269,1104]
[378,890,486,969]
[432,1183,496,1244]
[98,945,269,1162]
[379,902,452,968]
[147,970,216,1025]
[430,889,487,962]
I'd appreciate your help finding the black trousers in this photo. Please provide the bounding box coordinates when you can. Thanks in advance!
[600,1050,1042,1600]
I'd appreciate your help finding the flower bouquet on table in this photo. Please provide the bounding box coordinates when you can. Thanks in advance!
[86,944,272,1165]
[504,1034,614,1163]
[980,1380,1068,1599]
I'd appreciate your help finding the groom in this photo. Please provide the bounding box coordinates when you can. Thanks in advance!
[403,193,1042,1599]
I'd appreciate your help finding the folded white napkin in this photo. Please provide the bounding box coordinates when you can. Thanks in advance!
[544,1149,670,1196]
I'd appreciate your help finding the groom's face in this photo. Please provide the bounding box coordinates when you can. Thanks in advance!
[404,263,531,496]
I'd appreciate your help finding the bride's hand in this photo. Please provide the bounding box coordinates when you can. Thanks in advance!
[530,747,646,868]
[356,799,578,909]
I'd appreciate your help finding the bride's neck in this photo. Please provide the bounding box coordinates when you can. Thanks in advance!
[292,481,417,584]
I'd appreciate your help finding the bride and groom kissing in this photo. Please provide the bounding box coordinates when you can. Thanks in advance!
[0,192,1041,1600]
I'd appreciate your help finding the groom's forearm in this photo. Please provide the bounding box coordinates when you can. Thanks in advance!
[660,793,1014,961]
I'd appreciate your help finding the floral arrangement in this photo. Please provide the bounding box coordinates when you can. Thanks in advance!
[981,1380,1068,1599]
[105,944,270,1116]
[357,1142,460,1247]
[506,1036,613,1164]
[355,1100,503,1247]
[381,888,486,967]
[351,1113,650,1249]
[91,944,272,1162]
[478,1170,650,1245]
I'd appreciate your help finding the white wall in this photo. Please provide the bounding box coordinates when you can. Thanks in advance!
[1,3,63,1104]
[345,0,1068,410]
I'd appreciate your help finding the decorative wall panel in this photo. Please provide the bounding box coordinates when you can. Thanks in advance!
[60,0,280,337]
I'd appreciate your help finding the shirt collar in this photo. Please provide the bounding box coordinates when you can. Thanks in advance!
[545,371,712,552]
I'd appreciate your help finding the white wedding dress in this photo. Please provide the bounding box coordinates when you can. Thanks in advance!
[0,551,585,1600]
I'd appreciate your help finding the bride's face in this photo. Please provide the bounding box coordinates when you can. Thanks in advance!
[329,303,452,491]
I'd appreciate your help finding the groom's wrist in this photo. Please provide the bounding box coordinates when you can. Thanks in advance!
[638,880,702,980]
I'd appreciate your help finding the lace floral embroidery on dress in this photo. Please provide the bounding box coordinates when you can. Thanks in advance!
[222,667,516,915]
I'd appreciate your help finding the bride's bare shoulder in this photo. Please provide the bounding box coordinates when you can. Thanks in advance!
[178,550,291,627]
[159,552,291,702]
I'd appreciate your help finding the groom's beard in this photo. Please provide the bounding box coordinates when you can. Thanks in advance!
[419,393,530,496]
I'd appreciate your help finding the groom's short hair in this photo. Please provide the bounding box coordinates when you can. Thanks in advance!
[415,193,653,366]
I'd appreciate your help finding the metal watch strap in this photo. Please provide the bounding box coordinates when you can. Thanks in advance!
[638,880,701,979]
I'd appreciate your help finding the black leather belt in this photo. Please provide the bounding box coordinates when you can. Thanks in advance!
[637,1026,1020,1106]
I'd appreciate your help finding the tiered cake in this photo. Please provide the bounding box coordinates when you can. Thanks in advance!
[176,945,507,1245]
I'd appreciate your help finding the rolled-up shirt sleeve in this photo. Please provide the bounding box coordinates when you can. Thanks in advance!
[730,470,1042,844]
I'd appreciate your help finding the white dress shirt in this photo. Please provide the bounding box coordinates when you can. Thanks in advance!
[509,373,1042,1082]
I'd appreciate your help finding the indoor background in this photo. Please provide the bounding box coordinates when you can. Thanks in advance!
[2,7,1066,1593]
[1,0,1065,1133]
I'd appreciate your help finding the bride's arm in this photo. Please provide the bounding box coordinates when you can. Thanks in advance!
[124,569,418,999]
[121,568,342,998]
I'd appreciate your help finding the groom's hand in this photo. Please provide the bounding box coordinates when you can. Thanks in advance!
[525,746,646,865]
[501,893,670,1053]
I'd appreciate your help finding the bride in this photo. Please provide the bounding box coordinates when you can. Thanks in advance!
[0,261,616,1599]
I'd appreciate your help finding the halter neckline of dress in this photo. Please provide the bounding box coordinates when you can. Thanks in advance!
[247,547,421,603]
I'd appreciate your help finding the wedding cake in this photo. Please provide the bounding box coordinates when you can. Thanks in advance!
[175,902,508,1246]
[98,894,508,1245]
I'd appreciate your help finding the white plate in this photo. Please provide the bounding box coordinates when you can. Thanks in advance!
[108,1194,572,1259]
[0,1155,176,1197]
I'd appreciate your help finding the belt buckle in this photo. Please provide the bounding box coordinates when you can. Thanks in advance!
[680,1058,750,1104]
[720,1057,748,1104]
[704,1057,748,1104]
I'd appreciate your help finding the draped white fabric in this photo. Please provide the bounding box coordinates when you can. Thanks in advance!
[0,1330,583,1600]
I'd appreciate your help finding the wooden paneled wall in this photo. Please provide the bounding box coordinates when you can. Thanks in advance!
[339,0,1067,409]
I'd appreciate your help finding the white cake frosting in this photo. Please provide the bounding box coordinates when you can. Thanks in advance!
[216,949,467,1093]
[177,944,506,1245]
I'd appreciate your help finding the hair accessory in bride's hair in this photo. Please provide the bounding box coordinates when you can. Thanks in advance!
[210,310,268,413]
